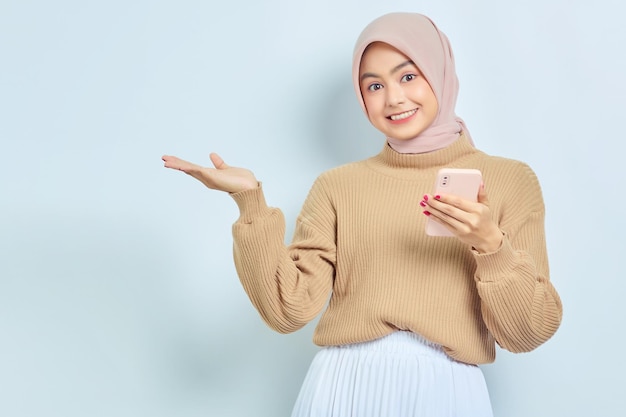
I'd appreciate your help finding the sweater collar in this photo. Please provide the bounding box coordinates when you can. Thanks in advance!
[367,133,479,176]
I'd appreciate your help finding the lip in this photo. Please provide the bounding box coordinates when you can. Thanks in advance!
[387,108,418,125]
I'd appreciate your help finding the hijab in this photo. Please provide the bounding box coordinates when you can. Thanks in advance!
[352,12,474,154]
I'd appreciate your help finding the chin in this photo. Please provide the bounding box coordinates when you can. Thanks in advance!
[387,131,424,141]
[384,125,428,140]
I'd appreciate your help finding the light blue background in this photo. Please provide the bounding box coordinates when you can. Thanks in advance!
[1,0,624,416]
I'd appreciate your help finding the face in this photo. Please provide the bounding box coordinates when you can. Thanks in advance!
[359,42,438,140]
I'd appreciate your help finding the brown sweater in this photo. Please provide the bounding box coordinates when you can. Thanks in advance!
[230,135,562,364]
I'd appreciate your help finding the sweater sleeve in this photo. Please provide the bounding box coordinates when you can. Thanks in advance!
[473,164,562,353]
[230,179,336,334]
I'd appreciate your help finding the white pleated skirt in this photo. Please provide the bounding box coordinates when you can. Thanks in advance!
[291,331,493,417]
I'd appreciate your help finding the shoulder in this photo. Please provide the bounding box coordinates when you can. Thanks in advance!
[476,153,541,188]
[314,158,373,186]
[474,153,545,214]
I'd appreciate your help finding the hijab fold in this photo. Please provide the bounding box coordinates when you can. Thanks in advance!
[352,13,474,154]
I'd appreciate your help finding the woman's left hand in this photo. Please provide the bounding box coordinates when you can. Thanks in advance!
[421,184,503,253]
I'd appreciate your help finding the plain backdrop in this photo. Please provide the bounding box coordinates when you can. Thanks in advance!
[1,0,624,416]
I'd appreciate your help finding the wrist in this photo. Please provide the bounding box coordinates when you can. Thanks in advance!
[230,180,260,194]
[472,229,504,254]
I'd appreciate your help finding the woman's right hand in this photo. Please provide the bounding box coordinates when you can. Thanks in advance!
[162,153,258,194]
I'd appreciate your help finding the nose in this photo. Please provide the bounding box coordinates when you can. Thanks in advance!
[386,83,405,107]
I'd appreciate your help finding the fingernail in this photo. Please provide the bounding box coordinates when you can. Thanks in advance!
[423,195,429,201]
[435,195,441,200]
[419,201,426,207]
[423,211,431,216]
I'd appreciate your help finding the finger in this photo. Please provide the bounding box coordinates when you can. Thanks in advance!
[477,182,489,206]
[422,195,480,233]
[424,204,467,234]
[209,153,229,170]
[425,193,475,213]
[162,154,178,164]
[162,155,202,173]
[162,155,186,169]
[426,202,467,226]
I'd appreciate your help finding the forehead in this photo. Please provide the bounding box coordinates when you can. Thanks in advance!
[359,42,415,73]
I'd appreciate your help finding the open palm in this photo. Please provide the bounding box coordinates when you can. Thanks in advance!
[162,153,258,194]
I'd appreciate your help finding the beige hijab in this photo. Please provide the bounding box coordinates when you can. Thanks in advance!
[352,13,473,153]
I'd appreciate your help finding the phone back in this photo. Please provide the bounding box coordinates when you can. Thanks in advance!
[425,168,482,237]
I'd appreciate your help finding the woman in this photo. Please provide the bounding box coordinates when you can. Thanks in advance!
[162,12,562,417]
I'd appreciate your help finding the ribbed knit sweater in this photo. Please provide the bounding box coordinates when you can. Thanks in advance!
[230,135,562,365]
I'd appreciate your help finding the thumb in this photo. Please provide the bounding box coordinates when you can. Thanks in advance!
[209,152,229,170]
[477,182,489,205]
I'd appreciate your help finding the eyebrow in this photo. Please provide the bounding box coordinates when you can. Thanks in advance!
[360,60,416,82]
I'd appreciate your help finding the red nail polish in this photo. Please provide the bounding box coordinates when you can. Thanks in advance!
[420,201,426,207]
[435,195,441,200]
[423,211,431,216]
[423,195,429,201]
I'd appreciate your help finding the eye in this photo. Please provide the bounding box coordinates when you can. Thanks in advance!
[367,83,383,92]
[401,74,417,82]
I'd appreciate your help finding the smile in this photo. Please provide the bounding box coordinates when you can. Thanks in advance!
[388,109,417,121]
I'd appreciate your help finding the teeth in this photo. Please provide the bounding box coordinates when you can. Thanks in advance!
[390,109,417,121]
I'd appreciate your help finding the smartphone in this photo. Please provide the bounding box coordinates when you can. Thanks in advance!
[425,168,483,237]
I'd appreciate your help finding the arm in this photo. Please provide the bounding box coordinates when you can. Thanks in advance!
[473,208,561,353]
[231,179,336,333]
[474,167,561,353]
[423,164,562,352]
[162,153,335,333]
